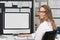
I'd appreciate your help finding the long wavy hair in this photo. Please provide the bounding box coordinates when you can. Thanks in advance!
[39,5,57,31]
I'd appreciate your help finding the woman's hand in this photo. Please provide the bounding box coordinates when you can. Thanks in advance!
[17,34,32,37]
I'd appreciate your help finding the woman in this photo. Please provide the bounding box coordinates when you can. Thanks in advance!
[18,5,57,40]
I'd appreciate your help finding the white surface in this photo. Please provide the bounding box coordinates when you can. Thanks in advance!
[5,8,19,12]
[0,34,59,40]
[0,36,7,40]
[18,1,32,8]
[54,19,60,26]
[48,0,60,8]
[5,13,29,28]
[0,1,6,3]
[5,2,12,7]
[3,29,30,34]
[12,1,18,5]
[0,35,15,40]
[52,9,60,17]
[0,1,32,8]
[21,8,30,13]
[0,38,6,40]
[55,34,60,40]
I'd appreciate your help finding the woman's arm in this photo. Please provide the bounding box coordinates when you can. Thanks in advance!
[17,33,35,38]
[17,34,32,37]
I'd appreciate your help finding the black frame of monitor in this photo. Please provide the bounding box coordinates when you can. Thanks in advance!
[0,0,34,35]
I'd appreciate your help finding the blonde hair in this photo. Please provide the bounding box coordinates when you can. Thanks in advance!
[39,5,57,31]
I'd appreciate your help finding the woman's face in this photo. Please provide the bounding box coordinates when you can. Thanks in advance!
[39,7,46,19]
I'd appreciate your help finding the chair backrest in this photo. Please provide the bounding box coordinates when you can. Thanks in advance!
[42,30,57,40]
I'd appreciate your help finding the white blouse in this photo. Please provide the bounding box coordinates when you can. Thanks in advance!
[32,21,53,40]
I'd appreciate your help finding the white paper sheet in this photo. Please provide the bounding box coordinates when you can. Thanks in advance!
[48,0,60,8]
[5,13,29,28]
[5,8,19,12]
[52,9,60,17]
[20,8,30,13]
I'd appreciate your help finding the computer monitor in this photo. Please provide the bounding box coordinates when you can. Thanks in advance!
[3,13,30,34]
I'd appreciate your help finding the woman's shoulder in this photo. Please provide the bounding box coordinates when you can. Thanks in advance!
[40,21,52,29]
[40,21,49,26]
[39,21,49,29]
[42,21,53,31]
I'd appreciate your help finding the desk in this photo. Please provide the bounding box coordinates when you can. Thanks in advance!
[0,35,34,40]
[0,34,59,40]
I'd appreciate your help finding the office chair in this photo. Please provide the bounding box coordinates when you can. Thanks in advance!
[42,30,57,40]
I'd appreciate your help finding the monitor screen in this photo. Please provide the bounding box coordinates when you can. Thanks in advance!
[5,13,29,28]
